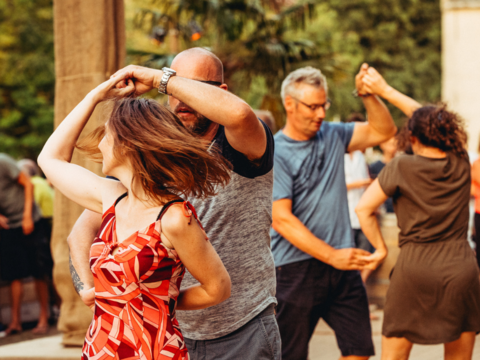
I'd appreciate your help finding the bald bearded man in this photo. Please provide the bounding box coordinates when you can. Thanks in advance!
[67,48,279,360]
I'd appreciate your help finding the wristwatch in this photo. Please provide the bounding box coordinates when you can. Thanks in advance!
[158,67,177,95]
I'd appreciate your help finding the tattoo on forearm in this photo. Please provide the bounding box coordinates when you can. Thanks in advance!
[69,255,84,294]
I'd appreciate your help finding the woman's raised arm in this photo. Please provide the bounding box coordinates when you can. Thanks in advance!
[362,67,421,118]
[38,74,134,213]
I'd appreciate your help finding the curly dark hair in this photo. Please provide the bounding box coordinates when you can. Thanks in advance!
[397,104,468,158]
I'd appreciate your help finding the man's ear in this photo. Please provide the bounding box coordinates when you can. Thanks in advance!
[284,95,295,114]
[220,84,228,91]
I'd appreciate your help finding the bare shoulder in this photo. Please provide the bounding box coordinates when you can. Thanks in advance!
[160,204,200,238]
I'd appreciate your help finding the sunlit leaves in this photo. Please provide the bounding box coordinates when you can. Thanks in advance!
[127,0,440,128]
[0,0,54,159]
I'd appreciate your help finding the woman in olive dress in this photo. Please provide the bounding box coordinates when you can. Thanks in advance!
[355,67,480,360]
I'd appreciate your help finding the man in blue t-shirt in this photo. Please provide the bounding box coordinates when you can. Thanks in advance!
[272,64,396,360]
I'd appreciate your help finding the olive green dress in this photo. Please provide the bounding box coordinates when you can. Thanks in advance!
[378,152,480,344]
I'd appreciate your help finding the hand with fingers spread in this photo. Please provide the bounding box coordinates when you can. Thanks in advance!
[327,247,373,271]
[362,67,391,98]
[355,63,370,96]
[111,65,163,96]
[0,214,9,230]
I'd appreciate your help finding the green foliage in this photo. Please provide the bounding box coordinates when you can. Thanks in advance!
[0,0,441,157]
[324,0,441,123]
[127,0,322,128]
[0,0,54,159]
[128,0,319,88]
[127,0,441,127]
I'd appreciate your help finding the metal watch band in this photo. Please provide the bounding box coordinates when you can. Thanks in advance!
[158,67,176,95]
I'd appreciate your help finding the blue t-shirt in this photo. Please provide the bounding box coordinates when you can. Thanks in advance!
[270,121,355,267]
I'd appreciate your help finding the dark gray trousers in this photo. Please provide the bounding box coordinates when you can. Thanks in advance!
[184,304,281,360]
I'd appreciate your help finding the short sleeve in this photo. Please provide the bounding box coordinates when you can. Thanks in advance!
[377,158,400,197]
[216,120,274,179]
[0,155,21,181]
[325,122,355,152]
[272,154,293,202]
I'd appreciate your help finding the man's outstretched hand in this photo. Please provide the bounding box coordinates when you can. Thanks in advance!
[363,249,388,270]
[326,248,373,271]
[112,65,163,96]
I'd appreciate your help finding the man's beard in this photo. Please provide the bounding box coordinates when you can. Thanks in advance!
[188,114,212,137]
[173,103,212,137]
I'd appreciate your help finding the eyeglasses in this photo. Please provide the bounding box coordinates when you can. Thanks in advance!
[291,96,331,112]
[199,80,223,86]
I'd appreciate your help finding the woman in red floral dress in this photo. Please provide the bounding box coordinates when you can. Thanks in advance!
[38,73,232,359]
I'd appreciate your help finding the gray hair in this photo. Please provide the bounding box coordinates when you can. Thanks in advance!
[281,66,328,104]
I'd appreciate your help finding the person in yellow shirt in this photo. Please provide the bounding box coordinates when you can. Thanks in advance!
[18,159,54,220]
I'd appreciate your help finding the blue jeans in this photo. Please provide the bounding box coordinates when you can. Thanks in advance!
[184,304,281,360]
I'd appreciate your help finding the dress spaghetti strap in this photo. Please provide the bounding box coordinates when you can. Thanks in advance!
[114,192,128,207]
[157,199,209,240]
[157,199,185,221]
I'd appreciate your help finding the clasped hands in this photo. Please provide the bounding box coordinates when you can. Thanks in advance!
[355,63,391,98]
[88,65,162,104]
[328,247,388,271]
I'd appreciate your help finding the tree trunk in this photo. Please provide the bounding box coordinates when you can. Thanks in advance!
[52,0,125,346]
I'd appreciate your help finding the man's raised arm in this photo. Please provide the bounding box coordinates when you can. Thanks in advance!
[348,64,397,152]
[67,209,102,309]
[112,62,266,160]
[164,74,266,160]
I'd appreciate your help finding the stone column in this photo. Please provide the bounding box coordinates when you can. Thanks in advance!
[442,0,480,153]
[52,0,125,346]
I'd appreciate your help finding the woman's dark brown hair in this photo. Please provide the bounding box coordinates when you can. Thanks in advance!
[77,98,231,203]
[397,104,468,158]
